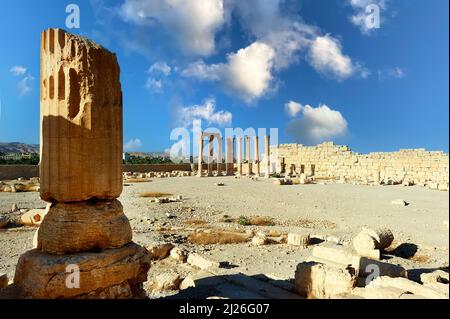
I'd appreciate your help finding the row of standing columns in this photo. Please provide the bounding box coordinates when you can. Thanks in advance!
[198,132,271,178]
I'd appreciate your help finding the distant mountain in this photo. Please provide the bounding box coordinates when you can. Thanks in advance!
[0,142,40,154]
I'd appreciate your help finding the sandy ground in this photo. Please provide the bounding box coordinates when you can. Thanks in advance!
[1,176,449,298]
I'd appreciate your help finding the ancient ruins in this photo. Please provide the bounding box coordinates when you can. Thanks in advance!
[0,29,448,301]
[11,28,150,298]
[272,142,449,190]
[197,132,271,178]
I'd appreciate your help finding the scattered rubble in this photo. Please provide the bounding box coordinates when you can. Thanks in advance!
[287,233,310,248]
[146,243,175,260]
[150,272,181,292]
[391,199,408,206]
[170,247,188,262]
[295,261,357,299]
[187,253,220,270]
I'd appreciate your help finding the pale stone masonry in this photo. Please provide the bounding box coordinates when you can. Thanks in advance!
[39,29,123,202]
[12,29,150,299]
[272,142,449,188]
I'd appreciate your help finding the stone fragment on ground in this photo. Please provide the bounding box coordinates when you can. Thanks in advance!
[170,247,188,262]
[150,272,181,292]
[391,199,408,206]
[187,253,220,270]
[146,243,175,260]
[295,261,357,299]
[287,233,310,248]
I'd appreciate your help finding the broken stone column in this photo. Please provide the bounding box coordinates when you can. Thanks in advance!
[225,137,234,176]
[280,157,286,174]
[237,137,243,176]
[13,29,150,299]
[254,135,260,176]
[208,135,214,177]
[198,132,204,177]
[265,135,270,178]
[245,135,252,175]
[217,136,223,176]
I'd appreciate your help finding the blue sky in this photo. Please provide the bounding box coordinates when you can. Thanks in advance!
[0,0,448,154]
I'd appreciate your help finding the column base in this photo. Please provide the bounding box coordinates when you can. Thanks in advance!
[13,242,150,299]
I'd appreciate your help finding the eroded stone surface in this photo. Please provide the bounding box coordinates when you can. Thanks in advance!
[13,243,150,299]
[37,200,132,254]
[39,28,123,202]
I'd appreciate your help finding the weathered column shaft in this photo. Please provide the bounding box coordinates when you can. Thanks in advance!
[217,137,223,176]
[226,137,234,176]
[237,137,243,176]
[39,28,123,202]
[265,135,270,178]
[13,28,150,300]
[254,135,260,176]
[198,132,204,177]
[245,136,252,175]
[208,135,214,177]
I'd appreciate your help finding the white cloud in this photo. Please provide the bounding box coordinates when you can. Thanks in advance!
[148,61,171,76]
[286,102,348,145]
[308,35,356,80]
[347,0,387,34]
[120,0,226,56]
[17,74,34,96]
[231,0,317,71]
[378,67,405,81]
[285,101,303,118]
[181,60,222,81]
[124,138,143,151]
[182,41,276,103]
[225,42,275,102]
[177,98,232,127]
[10,66,27,76]
[145,78,163,93]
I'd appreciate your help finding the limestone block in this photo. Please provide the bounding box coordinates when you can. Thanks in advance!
[369,276,448,299]
[37,200,132,254]
[420,270,449,285]
[252,234,268,246]
[287,233,310,248]
[20,208,49,226]
[358,258,407,279]
[391,199,408,206]
[39,28,123,202]
[353,232,377,252]
[169,247,188,262]
[294,262,357,299]
[13,243,151,299]
[311,246,406,278]
[187,253,220,270]
[150,273,181,292]
[352,286,410,299]
[146,243,174,260]
[361,227,394,250]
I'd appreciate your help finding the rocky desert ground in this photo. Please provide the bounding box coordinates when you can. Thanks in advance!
[1,175,448,298]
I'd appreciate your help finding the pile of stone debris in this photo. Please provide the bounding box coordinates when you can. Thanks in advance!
[0,178,40,193]
[123,171,194,180]
[0,203,49,229]
[294,227,449,299]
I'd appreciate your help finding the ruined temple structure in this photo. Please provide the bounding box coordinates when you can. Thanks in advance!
[272,142,449,190]
[12,28,150,299]
[197,132,271,178]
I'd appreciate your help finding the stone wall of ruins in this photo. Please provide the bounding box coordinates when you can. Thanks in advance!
[272,142,449,187]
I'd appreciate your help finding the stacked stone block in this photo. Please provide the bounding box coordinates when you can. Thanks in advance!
[272,142,448,190]
[13,29,150,299]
